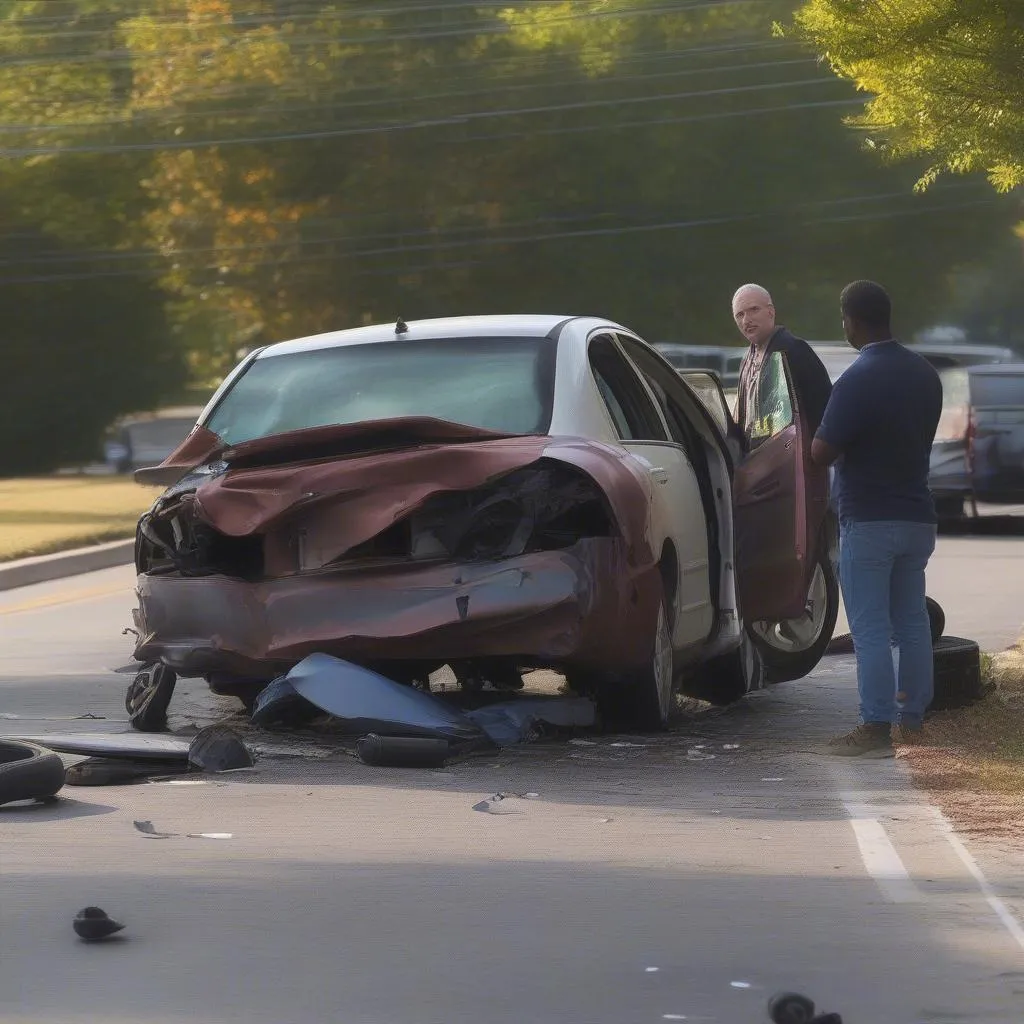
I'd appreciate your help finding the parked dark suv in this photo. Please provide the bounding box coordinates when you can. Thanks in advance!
[930,364,1024,519]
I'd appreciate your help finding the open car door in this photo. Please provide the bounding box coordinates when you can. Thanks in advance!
[727,352,828,622]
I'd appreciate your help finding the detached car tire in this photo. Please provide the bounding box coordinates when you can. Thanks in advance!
[0,740,66,806]
[929,636,983,713]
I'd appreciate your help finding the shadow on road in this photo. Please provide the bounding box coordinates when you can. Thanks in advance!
[939,514,1024,537]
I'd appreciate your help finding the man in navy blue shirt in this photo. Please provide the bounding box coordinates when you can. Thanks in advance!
[811,281,942,756]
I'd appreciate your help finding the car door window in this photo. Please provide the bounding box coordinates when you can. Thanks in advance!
[588,334,668,441]
[746,351,794,449]
[616,334,708,445]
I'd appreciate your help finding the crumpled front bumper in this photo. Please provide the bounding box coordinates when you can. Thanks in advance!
[132,538,658,681]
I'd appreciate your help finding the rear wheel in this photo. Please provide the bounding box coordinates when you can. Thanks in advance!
[578,592,675,732]
[747,551,839,684]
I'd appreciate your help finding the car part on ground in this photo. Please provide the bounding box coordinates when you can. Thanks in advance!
[186,725,255,772]
[73,907,126,942]
[767,990,842,1023]
[251,653,597,747]
[356,735,452,768]
[65,757,190,787]
[930,636,983,712]
[21,732,192,761]
[0,740,66,806]
[749,548,840,684]
[126,663,177,733]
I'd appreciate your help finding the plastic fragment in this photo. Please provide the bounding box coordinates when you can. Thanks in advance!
[73,907,125,942]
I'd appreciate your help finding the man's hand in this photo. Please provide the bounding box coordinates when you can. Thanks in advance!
[811,436,841,466]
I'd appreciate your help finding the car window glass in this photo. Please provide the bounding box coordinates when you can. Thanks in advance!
[588,334,668,441]
[746,351,794,447]
[204,336,554,444]
[971,374,1024,408]
[617,333,723,442]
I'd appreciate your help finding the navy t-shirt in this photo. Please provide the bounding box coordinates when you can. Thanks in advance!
[815,341,942,523]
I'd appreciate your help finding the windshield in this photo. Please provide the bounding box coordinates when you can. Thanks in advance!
[204,336,555,445]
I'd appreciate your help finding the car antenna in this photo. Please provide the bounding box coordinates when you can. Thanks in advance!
[395,317,408,335]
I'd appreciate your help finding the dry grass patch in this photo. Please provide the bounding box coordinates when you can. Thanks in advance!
[0,477,162,561]
[900,636,1024,837]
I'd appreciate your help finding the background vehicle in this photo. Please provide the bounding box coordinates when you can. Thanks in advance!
[654,343,744,391]
[131,316,838,728]
[930,364,1024,520]
[103,407,204,474]
[809,340,1017,385]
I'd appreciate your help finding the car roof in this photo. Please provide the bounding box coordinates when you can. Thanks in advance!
[255,315,579,358]
[962,363,1024,375]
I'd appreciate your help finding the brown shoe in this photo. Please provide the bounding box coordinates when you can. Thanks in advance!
[822,722,892,757]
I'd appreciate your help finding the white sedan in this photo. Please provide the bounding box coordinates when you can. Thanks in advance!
[129,314,838,730]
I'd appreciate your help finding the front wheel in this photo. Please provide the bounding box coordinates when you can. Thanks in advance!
[747,551,840,684]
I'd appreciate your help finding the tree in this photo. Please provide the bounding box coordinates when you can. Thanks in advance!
[790,0,1024,193]
[1,0,1018,376]
[0,215,185,476]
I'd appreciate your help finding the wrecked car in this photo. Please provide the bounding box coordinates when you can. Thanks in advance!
[127,314,838,731]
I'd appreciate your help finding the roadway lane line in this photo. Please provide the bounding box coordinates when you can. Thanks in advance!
[927,805,1024,954]
[841,800,922,904]
[0,583,130,616]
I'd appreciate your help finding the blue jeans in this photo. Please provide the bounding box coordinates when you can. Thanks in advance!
[839,520,937,727]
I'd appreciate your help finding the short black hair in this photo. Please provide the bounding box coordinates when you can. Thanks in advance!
[840,280,892,331]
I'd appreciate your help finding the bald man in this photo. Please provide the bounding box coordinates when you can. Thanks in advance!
[731,283,832,447]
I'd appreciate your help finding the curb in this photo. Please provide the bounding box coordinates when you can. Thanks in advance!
[0,538,135,592]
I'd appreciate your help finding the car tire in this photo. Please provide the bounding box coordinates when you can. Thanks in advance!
[929,636,983,713]
[628,594,676,731]
[582,591,676,732]
[0,740,66,806]
[748,549,840,685]
[681,630,765,706]
[126,663,177,733]
[826,596,945,656]
[935,496,966,522]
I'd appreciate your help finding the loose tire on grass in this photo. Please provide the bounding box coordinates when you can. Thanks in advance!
[929,636,983,713]
[826,596,945,655]
[0,740,66,806]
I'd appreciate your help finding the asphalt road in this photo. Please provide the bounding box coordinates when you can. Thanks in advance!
[2,532,1024,1024]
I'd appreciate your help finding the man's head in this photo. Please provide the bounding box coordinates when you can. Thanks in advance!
[731,283,776,348]
[840,280,893,349]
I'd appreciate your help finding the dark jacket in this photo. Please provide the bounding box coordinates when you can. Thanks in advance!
[736,326,833,440]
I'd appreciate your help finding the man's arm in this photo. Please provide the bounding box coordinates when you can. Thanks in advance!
[812,373,861,467]
[811,436,841,466]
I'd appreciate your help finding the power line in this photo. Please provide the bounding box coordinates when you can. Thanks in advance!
[0,194,1001,286]
[0,57,818,132]
[5,183,985,267]
[0,76,843,156]
[3,0,773,52]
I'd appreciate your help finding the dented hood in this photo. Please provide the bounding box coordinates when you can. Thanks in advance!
[134,416,514,487]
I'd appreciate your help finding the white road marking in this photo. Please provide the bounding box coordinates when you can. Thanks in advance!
[837,788,922,903]
[927,806,1024,954]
